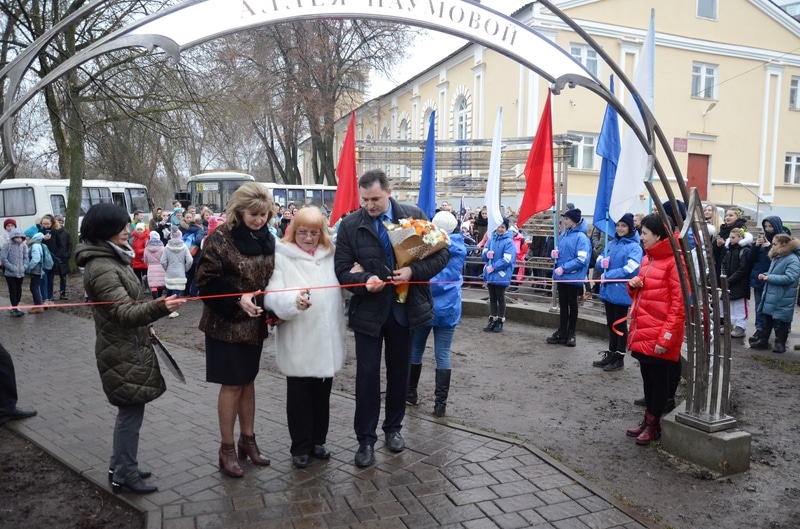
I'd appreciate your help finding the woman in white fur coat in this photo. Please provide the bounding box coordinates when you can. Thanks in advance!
[263,206,346,469]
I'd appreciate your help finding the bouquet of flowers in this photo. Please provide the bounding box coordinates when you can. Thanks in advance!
[384,217,450,303]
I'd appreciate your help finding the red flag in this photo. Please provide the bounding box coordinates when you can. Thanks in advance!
[330,111,360,227]
[517,89,554,226]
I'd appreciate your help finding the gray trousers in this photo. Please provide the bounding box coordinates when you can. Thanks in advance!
[110,403,146,483]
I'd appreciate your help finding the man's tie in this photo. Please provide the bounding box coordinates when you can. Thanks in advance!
[377,215,395,268]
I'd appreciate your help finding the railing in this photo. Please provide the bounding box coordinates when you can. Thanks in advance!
[711,182,772,222]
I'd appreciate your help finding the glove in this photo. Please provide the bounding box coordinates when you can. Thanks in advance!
[555,266,564,276]
[486,250,495,259]
[601,257,610,269]
[550,249,559,259]
[486,265,495,274]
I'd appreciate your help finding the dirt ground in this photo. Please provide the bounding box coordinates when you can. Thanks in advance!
[2,273,799,529]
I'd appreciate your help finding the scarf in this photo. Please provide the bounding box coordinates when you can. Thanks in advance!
[231,223,275,256]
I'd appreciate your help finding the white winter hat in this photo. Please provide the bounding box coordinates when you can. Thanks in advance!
[432,211,458,234]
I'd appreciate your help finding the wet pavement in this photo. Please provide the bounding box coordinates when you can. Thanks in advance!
[1,298,659,529]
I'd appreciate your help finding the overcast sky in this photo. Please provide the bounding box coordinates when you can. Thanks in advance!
[367,0,530,97]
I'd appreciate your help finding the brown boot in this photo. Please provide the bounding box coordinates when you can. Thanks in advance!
[626,410,651,437]
[636,413,661,445]
[218,443,244,477]
[237,434,270,466]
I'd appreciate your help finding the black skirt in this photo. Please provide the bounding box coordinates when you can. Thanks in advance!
[205,335,263,386]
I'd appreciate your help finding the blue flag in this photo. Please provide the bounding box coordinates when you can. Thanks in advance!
[417,110,436,219]
[593,76,621,235]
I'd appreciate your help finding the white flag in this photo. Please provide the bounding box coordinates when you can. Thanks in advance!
[485,107,504,234]
[609,11,655,222]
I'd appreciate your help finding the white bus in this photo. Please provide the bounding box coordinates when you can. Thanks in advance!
[183,172,337,213]
[0,178,153,231]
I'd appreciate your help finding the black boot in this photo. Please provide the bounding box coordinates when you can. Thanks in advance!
[406,363,422,405]
[546,330,567,344]
[592,350,614,368]
[433,369,451,418]
[748,329,763,345]
[773,322,789,354]
[492,317,504,333]
[566,330,576,347]
[603,352,624,372]
[483,317,495,332]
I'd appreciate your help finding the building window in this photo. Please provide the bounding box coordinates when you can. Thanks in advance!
[692,62,718,99]
[786,154,800,185]
[568,133,599,170]
[570,44,598,76]
[697,0,717,19]
[399,119,409,180]
[455,97,469,141]
[790,77,799,110]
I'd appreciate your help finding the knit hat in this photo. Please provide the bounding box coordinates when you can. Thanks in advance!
[171,228,183,240]
[501,217,510,229]
[661,200,686,229]
[432,210,458,234]
[618,213,635,234]
[149,231,161,241]
[30,232,44,242]
[3,218,17,230]
[24,225,38,239]
[565,203,575,210]
[208,216,221,236]
[173,207,184,215]
[55,215,64,224]
[562,208,582,224]
[135,222,146,232]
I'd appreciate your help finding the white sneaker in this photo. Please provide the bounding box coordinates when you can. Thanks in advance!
[730,326,746,338]
[168,311,179,319]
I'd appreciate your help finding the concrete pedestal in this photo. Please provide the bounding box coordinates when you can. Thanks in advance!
[661,409,751,476]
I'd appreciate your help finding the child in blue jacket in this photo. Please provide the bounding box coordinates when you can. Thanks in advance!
[481,218,516,332]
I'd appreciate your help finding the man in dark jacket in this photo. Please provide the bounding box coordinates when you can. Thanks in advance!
[334,169,449,468]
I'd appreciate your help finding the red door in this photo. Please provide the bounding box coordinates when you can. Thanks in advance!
[686,154,709,201]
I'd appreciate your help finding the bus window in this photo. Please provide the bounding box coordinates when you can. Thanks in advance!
[287,189,305,206]
[271,188,287,208]
[50,194,67,217]
[80,187,113,215]
[306,189,323,206]
[112,192,126,211]
[127,187,150,214]
[0,187,36,217]
[323,190,336,207]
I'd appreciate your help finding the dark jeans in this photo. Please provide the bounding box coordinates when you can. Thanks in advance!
[604,301,629,352]
[286,376,333,456]
[44,269,55,300]
[5,276,23,307]
[0,343,19,414]
[557,283,582,333]
[353,313,411,446]
[487,284,507,318]
[110,403,146,483]
[29,274,43,306]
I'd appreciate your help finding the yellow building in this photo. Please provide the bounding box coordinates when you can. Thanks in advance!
[308,0,800,223]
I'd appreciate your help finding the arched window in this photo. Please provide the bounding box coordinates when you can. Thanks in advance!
[455,97,469,141]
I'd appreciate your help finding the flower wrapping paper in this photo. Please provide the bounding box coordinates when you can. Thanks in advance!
[384,218,449,302]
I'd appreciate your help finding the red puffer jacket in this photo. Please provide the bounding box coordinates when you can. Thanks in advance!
[131,229,150,271]
[627,237,685,362]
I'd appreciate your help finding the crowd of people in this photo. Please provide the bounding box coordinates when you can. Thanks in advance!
[2,177,799,494]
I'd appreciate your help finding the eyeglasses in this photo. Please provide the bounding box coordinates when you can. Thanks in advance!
[297,229,321,239]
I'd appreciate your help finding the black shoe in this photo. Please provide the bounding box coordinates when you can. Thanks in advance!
[354,444,374,467]
[546,331,567,345]
[492,319,504,333]
[385,431,405,453]
[603,353,624,372]
[750,339,771,350]
[592,350,614,368]
[111,478,157,495]
[748,330,763,345]
[9,309,24,318]
[565,332,576,347]
[0,407,37,423]
[773,342,787,354]
[483,317,495,332]
[507,287,518,292]
[634,397,646,407]
[311,445,331,459]
[108,469,152,483]
[59,293,69,301]
[292,455,310,469]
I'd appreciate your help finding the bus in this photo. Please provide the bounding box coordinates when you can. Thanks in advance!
[182,172,337,213]
[0,178,153,231]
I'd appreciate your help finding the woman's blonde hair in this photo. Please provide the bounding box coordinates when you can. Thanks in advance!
[225,182,275,228]
[704,204,721,232]
[281,206,333,249]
